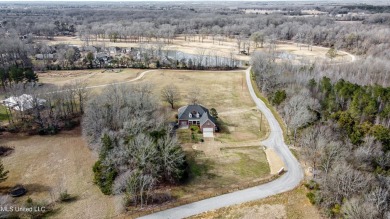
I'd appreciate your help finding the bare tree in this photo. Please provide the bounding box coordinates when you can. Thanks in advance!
[320,163,372,207]
[161,85,180,109]
[188,86,201,105]
[157,132,186,183]
[341,198,379,219]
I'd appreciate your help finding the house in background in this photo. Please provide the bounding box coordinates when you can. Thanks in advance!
[2,94,46,111]
[35,53,55,60]
[178,104,217,138]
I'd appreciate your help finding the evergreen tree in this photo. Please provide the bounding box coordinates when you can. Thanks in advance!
[9,66,24,84]
[24,69,39,85]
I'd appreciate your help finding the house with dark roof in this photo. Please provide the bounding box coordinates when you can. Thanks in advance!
[178,104,217,138]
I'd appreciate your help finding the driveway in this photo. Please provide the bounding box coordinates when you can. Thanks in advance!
[139,67,303,219]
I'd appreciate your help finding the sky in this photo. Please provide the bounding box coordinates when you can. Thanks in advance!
[0,0,344,1]
[0,0,380,3]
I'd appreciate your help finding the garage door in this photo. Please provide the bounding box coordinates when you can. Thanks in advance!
[203,128,214,138]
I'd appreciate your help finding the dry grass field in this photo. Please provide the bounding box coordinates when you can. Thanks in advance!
[0,128,120,219]
[189,184,322,219]
[172,145,270,198]
[132,70,269,142]
[38,68,142,87]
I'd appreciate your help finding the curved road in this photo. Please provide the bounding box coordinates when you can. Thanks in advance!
[139,67,304,219]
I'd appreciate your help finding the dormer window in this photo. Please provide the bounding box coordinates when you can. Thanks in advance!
[189,113,192,118]
[196,112,200,118]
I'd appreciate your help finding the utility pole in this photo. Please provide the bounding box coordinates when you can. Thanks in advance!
[260,112,263,132]
[242,75,243,91]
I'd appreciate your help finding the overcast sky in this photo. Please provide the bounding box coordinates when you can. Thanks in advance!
[0,0,380,3]
[0,0,347,2]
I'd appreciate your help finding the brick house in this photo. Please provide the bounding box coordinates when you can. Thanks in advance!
[178,104,217,138]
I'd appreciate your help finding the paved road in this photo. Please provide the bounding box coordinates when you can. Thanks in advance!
[139,67,304,219]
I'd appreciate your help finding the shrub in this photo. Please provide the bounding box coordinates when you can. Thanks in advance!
[92,160,117,195]
[306,192,316,205]
[0,146,14,157]
[190,125,200,133]
[58,190,72,202]
[304,180,319,190]
[23,197,51,218]
[210,108,218,118]
[272,90,287,105]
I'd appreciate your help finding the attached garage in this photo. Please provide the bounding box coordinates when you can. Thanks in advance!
[202,128,214,138]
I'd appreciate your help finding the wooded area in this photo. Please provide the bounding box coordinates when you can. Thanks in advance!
[252,50,390,218]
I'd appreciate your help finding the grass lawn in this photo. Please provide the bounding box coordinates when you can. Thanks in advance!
[170,146,270,199]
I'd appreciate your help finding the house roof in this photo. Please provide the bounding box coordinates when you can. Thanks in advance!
[178,104,216,126]
[2,94,46,111]
[200,111,216,126]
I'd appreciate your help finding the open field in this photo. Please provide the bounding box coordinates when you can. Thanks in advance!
[37,35,353,64]
[131,70,269,142]
[189,184,322,219]
[0,128,120,219]
[38,68,142,87]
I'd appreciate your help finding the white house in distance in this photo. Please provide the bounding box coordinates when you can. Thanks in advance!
[2,94,46,111]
